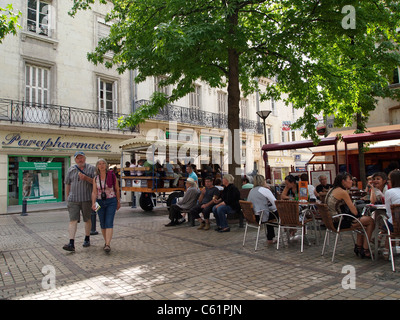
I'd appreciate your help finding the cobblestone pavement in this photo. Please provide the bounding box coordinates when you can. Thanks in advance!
[1,205,400,301]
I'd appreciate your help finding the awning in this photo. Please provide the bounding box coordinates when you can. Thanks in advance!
[262,136,338,152]
[313,124,400,156]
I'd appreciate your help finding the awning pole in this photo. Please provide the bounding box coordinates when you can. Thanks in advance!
[345,142,349,173]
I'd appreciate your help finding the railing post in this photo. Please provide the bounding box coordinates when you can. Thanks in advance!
[59,105,62,127]
[68,107,71,127]
[10,100,13,123]
[21,101,24,124]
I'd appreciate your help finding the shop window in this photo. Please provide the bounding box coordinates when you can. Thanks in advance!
[8,156,67,206]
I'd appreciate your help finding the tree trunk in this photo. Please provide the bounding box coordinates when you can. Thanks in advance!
[227,10,242,188]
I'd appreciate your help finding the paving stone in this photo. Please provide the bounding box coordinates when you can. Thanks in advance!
[1,206,400,301]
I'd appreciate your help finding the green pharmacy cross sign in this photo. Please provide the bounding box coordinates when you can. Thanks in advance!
[18,162,62,205]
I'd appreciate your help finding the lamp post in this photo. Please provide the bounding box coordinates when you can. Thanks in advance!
[256,110,272,180]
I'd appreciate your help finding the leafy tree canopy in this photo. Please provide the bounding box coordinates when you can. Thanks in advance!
[0,4,21,43]
[70,0,400,141]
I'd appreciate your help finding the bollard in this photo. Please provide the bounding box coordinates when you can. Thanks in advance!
[21,198,28,216]
[90,211,98,235]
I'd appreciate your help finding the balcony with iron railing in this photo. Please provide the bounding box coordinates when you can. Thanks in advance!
[137,99,264,134]
[0,98,139,133]
[0,98,264,134]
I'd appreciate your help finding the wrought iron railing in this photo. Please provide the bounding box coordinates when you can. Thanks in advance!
[136,99,264,134]
[0,98,263,134]
[0,98,138,132]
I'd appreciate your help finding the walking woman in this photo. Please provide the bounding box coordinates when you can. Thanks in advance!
[92,159,120,252]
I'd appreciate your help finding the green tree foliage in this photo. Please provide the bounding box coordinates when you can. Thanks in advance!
[0,4,21,43]
[69,0,400,142]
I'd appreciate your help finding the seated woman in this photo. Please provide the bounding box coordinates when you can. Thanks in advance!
[325,172,375,258]
[247,174,278,244]
[369,172,388,204]
[212,174,241,233]
[383,169,400,259]
[281,175,298,200]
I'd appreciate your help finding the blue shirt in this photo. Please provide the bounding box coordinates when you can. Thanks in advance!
[189,171,198,183]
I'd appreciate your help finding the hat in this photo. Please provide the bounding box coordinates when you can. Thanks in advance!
[74,151,85,158]
[186,177,196,184]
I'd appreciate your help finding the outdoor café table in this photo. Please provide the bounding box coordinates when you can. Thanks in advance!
[298,200,320,245]
[363,204,387,258]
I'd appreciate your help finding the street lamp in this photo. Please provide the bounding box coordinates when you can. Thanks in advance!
[256,110,272,180]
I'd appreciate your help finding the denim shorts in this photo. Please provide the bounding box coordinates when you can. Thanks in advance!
[96,197,117,229]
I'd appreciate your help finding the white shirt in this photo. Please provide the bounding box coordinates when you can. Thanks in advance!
[308,184,317,200]
[385,187,400,224]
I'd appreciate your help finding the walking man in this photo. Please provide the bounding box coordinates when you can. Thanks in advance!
[63,151,95,252]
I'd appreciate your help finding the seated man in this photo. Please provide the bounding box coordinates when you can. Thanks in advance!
[189,176,220,230]
[165,178,200,226]
[316,175,332,200]
[186,164,199,185]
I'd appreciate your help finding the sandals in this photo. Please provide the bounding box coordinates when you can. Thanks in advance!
[104,244,111,253]
[354,245,362,257]
[360,247,372,259]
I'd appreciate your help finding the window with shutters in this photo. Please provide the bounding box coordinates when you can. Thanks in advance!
[97,17,113,58]
[27,0,51,37]
[189,84,201,109]
[154,76,170,96]
[217,91,227,115]
[271,97,276,116]
[24,64,51,123]
[25,64,50,104]
[240,98,249,119]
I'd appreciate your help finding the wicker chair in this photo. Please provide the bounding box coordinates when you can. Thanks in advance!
[316,203,374,262]
[274,200,314,253]
[380,204,400,272]
[240,200,278,251]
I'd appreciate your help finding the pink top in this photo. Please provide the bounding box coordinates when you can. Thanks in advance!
[95,176,116,199]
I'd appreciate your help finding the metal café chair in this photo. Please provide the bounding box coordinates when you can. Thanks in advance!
[275,200,314,253]
[316,203,374,262]
[380,204,400,272]
[239,200,278,251]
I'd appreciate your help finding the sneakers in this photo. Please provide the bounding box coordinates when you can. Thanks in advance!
[83,240,91,247]
[177,218,186,225]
